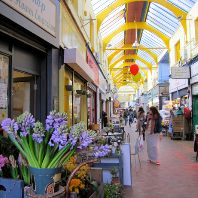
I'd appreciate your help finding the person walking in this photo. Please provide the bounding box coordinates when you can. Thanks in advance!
[123,109,129,126]
[145,106,163,165]
[136,107,145,135]
[128,109,134,127]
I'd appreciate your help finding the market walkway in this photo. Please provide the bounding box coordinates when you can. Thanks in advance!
[124,123,198,198]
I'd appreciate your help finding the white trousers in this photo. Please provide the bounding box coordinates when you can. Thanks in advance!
[146,133,159,162]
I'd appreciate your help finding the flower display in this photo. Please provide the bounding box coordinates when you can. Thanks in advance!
[0,154,9,171]
[17,112,35,137]
[1,118,18,135]
[1,111,108,169]
[69,178,85,194]
[45,111,67,130]
[32,122,45,144]
[93,144,111,158]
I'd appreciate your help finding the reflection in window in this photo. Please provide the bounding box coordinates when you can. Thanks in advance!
[73,77,87,124]
[0,54,8,121]
[64,70,73,126]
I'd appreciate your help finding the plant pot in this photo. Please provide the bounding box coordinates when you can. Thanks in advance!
[29,167,61,195]
[70,192,78,198]
[111,177,120,185]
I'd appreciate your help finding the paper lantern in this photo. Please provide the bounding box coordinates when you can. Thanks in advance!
[130,64,139,75]
[132,72,141,82]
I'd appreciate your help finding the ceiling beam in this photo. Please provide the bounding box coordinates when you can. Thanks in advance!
[103,22,170,50]
[107,44,158,65]
[109,54,153,71]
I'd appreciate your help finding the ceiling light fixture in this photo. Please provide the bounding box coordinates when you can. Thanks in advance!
[132,20,140,48]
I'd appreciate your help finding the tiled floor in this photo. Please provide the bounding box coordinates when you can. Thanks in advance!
[124,124,198,198]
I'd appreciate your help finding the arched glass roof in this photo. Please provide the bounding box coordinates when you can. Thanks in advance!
[91,0,197,86]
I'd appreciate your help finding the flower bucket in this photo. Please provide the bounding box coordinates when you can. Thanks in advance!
[29,167,61,195]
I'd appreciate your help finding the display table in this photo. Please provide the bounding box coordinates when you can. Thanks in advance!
[93,154,123,184]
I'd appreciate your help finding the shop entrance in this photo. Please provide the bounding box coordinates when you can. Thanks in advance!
[192,96,198,133]
[12,70,37,119]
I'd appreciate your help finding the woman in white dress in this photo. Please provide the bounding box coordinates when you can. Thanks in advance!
[145,106,163,165]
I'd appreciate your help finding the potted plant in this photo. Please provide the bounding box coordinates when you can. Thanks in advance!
[110,167,120,184]
[1,111,100,195]
[104,184,124,198]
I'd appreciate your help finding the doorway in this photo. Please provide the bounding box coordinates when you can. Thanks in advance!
[192,95,198,133]
[12,70,37,119]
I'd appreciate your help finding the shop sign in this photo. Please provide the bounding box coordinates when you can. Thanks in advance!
[171,66,190,79]
[86,50,99,86]
[2,0,56,36]
[192,83,198,95]
[159,86,169,95]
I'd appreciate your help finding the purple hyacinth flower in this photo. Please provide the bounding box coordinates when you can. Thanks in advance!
[1,118,18,135]
[46,111,67,131]
[78,131,93,149]
[93,144,110,158]
[17,112,35,137]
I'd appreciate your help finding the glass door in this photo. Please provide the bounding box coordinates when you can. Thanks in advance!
[12,70,37,119]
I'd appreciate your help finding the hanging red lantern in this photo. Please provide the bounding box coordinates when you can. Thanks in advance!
[130,64,139,75]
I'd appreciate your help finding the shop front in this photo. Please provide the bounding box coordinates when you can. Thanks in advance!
[99,71,108,128]
[171,88,189,107]
[0,0,60,122]
[190,59,198,133]
[86,45,100,127]
[169,78,189,108]
[59,48,95,127]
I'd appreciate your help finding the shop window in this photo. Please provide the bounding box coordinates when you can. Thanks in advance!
[175,41,181,63]
[64,69,73,126]
[73,76,87,125]
[12,70,36,119]
[0,54,9,122]
[87,89,96,126]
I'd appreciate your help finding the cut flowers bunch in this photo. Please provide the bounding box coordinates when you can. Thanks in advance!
[1,111,108,169]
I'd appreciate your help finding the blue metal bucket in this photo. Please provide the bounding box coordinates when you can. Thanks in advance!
[29,167,61,195]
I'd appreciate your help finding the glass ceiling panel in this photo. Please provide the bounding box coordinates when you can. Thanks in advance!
[108,32,124,47]
[110,51,124,65]
[101,18,125,38]
[91,0,117,14]
[113,60,124,68]
[167,0,196,12]
[135,60,147,69]
[137,50,155,64]
[145,3,180,37]
[100,5,125,31]
[105,37,124,57]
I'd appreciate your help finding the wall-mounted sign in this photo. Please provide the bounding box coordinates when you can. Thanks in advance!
[2,0,56,36]
[86,50,99,86]
[171,66,190,79]
[159,85,169,95]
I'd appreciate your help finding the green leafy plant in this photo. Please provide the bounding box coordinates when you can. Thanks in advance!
[110,167,118,178]
[104,184,124,198]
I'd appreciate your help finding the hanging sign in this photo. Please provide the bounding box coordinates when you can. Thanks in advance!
[171,66,190,79]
